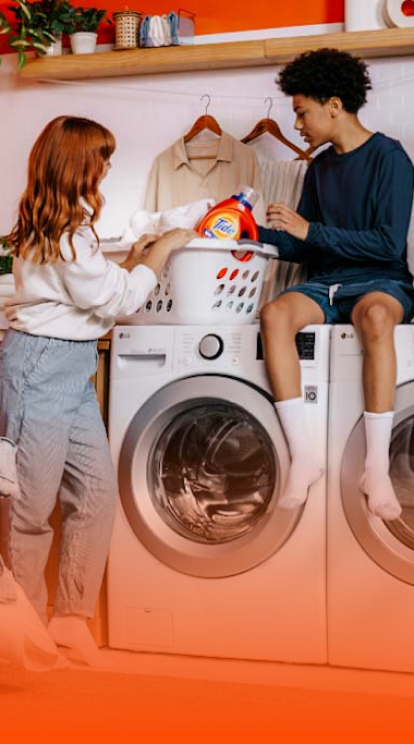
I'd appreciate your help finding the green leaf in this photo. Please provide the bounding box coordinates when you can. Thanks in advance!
[9,38,31,48]
[41,30,56,43]
[50,21,63,33]
[17,2,32,22]
[17,49,26,69]
[0,256,13,275]
[31,41,48,53]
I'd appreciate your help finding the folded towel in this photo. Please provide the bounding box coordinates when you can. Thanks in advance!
[139,13,180,48]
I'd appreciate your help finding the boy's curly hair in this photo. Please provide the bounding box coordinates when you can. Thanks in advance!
[278,48,372,113]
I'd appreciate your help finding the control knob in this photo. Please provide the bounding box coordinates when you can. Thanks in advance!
[198,334,224,360]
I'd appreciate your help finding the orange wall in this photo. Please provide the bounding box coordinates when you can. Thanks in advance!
[105,0,344,35]
[0,0,344,40]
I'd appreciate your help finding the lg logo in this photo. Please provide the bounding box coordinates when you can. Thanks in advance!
[304,385,318,404]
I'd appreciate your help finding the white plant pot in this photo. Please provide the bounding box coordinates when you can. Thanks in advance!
[45,33,63,56]
[70,32,97,55]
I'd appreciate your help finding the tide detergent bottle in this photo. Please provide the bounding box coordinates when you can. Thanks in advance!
[196,185,259,241]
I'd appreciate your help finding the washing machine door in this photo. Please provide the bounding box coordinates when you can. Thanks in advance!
[341,381,414,584]
[118,374,302,577]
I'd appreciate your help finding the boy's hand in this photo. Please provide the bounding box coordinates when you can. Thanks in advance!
[267,203,310,241]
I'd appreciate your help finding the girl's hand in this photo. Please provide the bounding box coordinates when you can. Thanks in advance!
[266,203,310,241]
[122,228,196,276]
[151,228,197,257]
[132,233,158,257]
[121,234,158,271]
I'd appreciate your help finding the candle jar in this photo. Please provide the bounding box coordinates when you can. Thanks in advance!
[113,9,142,50]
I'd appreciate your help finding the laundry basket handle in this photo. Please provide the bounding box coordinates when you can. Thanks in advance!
[237,239,279,259]
[186,237,279,258]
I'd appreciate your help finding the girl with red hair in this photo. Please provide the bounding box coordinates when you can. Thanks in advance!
[0,115,194,667]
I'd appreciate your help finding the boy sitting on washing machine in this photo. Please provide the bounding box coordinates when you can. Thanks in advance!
[258,47,414,521]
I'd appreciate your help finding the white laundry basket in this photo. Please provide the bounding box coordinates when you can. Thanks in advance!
[121,238,278,326]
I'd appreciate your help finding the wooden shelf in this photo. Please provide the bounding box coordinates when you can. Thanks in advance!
[20,27,414,82]
[20,39,267,81]
[265,27,414,63]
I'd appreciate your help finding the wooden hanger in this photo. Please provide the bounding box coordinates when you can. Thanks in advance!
[241,98,313,162]
[183,95,222,160]
[303,145,317,158]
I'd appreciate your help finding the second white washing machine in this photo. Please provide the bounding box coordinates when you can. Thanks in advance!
[328,324,414,672]
[107,324,330,663]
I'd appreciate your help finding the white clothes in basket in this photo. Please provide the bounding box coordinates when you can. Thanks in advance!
[120,198,215,246]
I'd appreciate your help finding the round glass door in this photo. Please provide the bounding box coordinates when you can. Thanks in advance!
[149,402,276,544]
[341,382,414,584]
[388,415,414,549]
[118,375,303,577]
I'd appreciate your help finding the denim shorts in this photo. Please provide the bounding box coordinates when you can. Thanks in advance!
[280,278,414,324]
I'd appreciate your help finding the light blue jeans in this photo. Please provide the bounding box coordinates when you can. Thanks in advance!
[0,329,118,623]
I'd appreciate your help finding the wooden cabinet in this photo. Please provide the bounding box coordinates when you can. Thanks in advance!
[45,336,111,646]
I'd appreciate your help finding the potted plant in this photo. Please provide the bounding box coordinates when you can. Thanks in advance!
[68,6,107,55]
[0,0,73,68]
[30,0,74,55]
[0,254,12,275]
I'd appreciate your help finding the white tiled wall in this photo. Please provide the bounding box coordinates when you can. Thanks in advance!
[1,54,414,239]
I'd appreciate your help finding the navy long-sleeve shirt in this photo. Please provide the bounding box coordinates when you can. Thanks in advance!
[258,132,414,285]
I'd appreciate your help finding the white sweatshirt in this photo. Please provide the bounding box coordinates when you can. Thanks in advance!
[5,226,157,340]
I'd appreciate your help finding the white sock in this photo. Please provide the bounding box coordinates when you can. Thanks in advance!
[361,411,402,521]
[48,615,103,668]
[275,397,324,510]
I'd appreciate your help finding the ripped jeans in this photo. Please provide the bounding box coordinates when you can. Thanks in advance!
[0,329,118,623]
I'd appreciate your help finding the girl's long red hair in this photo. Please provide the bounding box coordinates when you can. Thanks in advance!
[5,115,116,263]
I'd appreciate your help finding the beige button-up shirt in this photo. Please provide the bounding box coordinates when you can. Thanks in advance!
[144,131,266,224]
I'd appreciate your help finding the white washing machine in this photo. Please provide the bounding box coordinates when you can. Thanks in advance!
[328,324,414,672]
[107,323,329,663]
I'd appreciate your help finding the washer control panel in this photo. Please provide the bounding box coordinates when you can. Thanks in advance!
[176,328,246,369]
